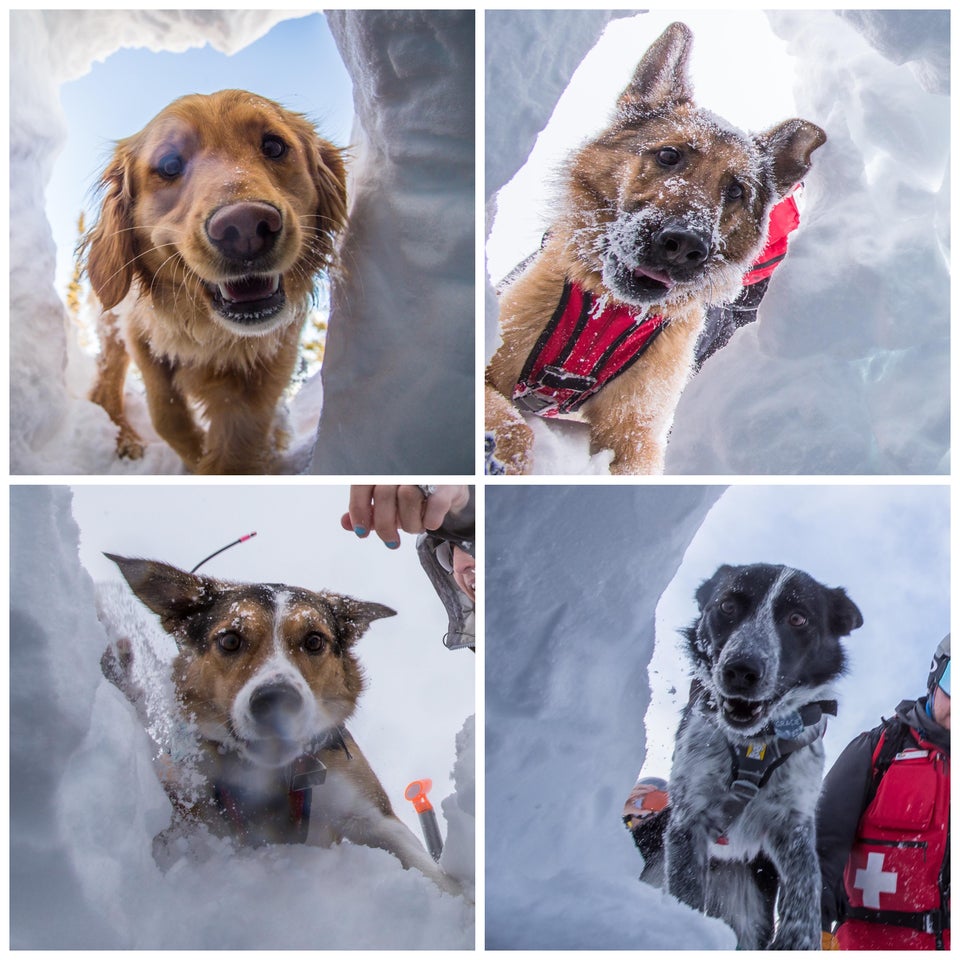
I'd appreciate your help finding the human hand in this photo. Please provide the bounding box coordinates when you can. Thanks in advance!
[340,485,470,548]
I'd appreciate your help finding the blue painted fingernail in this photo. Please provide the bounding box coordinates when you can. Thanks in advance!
[354,526,367,537]
[385,541,400,550]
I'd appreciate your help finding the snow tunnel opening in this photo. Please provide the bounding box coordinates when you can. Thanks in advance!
[485,10,800,289]
[43,12,355,457]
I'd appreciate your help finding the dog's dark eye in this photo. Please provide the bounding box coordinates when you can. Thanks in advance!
[787,612,808,628]
[656,146,682,167]
[156,153,185,180]
[217,632,242,653]
[262,136,288,160]
[303,633,327,654]
[725,181,744,201]
[719,598,739,617]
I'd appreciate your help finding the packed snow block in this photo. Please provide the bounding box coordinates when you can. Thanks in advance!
[485,484,728,949]
[10,487,115,947]
[312,10,474,474]
[484,10,626,198]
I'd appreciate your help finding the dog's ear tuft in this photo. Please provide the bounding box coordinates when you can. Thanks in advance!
[618,21,695,117]
[328,596,397,647]
[755,119,827,199]
[106,553,211,623]
[828,587,863,637]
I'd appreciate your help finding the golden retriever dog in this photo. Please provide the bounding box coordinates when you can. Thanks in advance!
[485,23,826,474]
[84,90,348,474]
[100,554,460,895]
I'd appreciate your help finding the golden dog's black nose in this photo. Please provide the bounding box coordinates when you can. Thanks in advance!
[207,201,282,261]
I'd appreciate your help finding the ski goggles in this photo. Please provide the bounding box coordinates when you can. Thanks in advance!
[938,659,950,697]
[435,538,474,573]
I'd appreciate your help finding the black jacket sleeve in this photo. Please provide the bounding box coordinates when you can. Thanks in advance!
[816,726,883,930]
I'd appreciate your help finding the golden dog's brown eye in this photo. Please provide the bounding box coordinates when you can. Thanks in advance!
[788,612,808,628]
[156,153,184,180]
[656,147,682,167]
[217,632,242,653]
[262,136,287,160]
[303,634,327,654]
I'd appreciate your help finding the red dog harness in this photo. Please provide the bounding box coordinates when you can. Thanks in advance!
[512,282,669,417]
[512,194,801,418]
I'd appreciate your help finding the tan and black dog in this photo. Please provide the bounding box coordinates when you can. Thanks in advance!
[100,554,459,894]
[486,22,826,474]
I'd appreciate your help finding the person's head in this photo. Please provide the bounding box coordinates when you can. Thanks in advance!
[435,538,474,603]
[927,634,950,729]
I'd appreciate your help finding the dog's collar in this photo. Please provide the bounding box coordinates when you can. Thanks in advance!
[212,724,352,844]
[512,280,669,417]
[691,684,836,842]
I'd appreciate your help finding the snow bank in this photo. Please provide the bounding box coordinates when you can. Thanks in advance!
[485,10,949,474]
[10,487,474,948]
[10,10,474,474]
[485,484,733,949]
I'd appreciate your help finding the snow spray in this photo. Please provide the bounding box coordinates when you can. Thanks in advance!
[405,779,443,861]
[191,532,258,573]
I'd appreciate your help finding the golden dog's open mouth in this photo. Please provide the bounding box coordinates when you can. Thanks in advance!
[207,274,286,325]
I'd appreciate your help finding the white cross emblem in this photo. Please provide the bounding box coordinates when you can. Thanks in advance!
[854,851,898,909]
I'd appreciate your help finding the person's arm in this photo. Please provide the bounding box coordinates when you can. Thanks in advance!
[817,728,880,931]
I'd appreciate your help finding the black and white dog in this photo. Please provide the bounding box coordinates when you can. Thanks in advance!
[665,564,863,949]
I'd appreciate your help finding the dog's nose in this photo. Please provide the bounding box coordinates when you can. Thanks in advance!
[653,225,710,267]
[207,202,282,261]
[249,682,303,729]
[721,656,765,695]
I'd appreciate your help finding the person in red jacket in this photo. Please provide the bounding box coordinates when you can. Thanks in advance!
[693,189,803,371]
[817,636,950,950]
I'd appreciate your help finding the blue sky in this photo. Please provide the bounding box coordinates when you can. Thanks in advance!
[47,12,354,296]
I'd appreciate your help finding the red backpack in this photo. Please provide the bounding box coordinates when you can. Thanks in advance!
[838,722,950,949]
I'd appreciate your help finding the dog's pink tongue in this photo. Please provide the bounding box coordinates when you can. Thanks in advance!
[218,275,280,303]
[633,266,674,289]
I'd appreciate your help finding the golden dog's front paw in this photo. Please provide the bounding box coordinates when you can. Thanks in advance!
[116,428,145,461]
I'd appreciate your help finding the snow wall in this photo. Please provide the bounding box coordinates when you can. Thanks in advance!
[10,486,474,949]
[485,484,731,949]
[10,10,473,475]
[485,10,949,474]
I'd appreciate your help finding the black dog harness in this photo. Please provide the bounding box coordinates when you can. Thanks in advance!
[213,725,351,844]
[695,689,837,843]
[512,280,669,417]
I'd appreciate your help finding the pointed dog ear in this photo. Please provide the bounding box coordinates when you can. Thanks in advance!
[755,119,827,199]
[326,595,397,647]
[828,587,863,637]
[618,22,695,117]
[105,553,211,622]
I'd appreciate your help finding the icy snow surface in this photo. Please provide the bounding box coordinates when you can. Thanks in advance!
[485,10,949,474]
[10,10,473,474]
[10,487,474,949]
[485,484,732,949]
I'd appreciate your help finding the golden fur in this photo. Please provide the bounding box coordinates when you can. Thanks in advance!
[486,23,826,474]
[84,90,348,474]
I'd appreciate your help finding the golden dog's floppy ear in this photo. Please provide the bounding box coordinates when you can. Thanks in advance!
[105,553,211,623]
[313,138,348,256]
[755,119,827,200]
[325,594,397,647]
[618,21,695,117]
[83,142,138,310]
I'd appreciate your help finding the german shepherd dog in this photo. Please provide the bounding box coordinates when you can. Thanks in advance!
[485,23,826,474]
[99,554,459,895]
[665,564,862,948]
